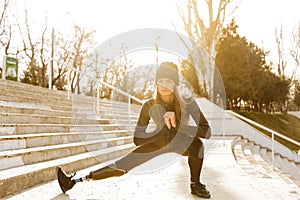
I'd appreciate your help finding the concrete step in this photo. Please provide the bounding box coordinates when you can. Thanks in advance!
[0,94,132,114]
[232,138,276,178]
[260,148,298,174]
[267,151,300,180]
[259,148,300,186]
[72,97,138,110]
[266,151,300,188]
[240,141,282,179]
[0,87,71,105]
[251,144,275,172]
[73,105,140,115]
[281,157,300,179]
[0,97,141,120]
[231,137,250,165]
[258,147,277,168]
[296,162,300,171]
[0,103,140,120]
[251,144,277,174]
[0,143,135,198]
[257,147,300,187]
[234,138,300,189]
[0,112,139,125]
[241,141,256,164]
[0,123,136,135]
[0,104,73,117]
[0,130,133,151]
[0,96,72,111]
[0,136,133,170]
[0,112,111,124]
[0,79,68,98]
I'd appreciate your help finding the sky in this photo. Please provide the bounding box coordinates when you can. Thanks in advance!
[234,0,300,60]
[16,0,300,76]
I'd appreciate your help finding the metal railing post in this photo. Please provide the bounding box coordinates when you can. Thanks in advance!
[272,132,275,170]
[128,96,131,119]
[222,128,226,147]
[48,60,52,89]
[67,68,71,100]
[97,82,100,115]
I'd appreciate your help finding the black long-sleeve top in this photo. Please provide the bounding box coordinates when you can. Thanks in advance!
[133,97,211,146]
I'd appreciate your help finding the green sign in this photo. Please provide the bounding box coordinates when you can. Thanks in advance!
[2,56,18,81]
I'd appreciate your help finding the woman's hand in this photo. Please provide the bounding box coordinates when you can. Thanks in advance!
[163,111,176,129]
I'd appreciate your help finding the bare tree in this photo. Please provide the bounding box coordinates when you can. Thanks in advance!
[291,22,300,76]
[18,6,40,85]
[179,0,239,56]
[18,10,95,91]
[50,31,71,90]
[0,0,10,50]
[39,17,50,87]
[274,24,296,113]
[177,0,239,99]
[290,22,300,111]
[275,25,288,79]
[81,50,110,96]
[0,0,19,58]
[0,0,9,77]
[18,5,51,87]
[68,25,95,94]
[92,43,155,101]
[101,44,134,101]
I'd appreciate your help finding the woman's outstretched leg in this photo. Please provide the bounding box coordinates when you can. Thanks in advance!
[57,142,164,193]
[56,164,125,193]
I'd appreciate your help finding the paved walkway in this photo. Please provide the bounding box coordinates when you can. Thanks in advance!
[5,136,300,200]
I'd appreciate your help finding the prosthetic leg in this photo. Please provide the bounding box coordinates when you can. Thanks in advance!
[87,164,126,180]
[56,164,125,193]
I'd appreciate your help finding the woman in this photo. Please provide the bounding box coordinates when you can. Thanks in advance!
[57,62,211,198]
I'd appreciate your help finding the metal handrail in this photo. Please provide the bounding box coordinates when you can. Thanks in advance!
[66,66,144,116]
[227,110,300,169]
[48,59,144,115]
[65,66,144,103]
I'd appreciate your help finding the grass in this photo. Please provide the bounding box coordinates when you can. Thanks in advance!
[235,111,300,152]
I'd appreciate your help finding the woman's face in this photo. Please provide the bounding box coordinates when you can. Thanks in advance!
[157,78,175,96]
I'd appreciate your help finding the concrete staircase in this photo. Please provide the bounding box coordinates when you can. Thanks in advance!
[2,78,300,199]
[0,79,142,198]
[231,136,300,190]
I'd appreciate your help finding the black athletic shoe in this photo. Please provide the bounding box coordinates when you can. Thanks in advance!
[191,182,211,198]
[56,166,76,193]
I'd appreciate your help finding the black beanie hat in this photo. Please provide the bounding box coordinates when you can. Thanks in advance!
[156,62,179,85]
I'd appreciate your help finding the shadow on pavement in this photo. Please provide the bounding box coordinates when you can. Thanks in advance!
[50,193,74,200]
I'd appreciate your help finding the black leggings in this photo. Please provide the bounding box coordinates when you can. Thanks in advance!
[115,131,204,182]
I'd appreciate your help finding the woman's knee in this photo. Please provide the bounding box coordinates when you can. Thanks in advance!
[188,138,204,158]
